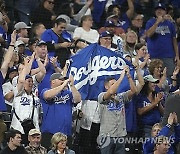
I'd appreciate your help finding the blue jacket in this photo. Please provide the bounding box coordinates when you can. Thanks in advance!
[143,124,180,154]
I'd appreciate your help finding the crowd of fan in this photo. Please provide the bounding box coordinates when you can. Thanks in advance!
[0,0,180,154]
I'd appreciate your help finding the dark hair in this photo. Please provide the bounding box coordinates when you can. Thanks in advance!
[6,129,21,142]
[140,81,156,98]
[135,43,145,51]
[31,23,44,38]
[104,76,115,85]
[53,18,66,27]
[107,4,121,15]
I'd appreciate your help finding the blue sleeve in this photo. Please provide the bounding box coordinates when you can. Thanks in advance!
[143,125,171,154]
[41,30,52,42]
[40,88,49,103]
[174,124,180,143]
[170,22,176,38]
[158,125,171,136]
[145,19,155,31]
[137,96,144,108]
[143,138,155,154]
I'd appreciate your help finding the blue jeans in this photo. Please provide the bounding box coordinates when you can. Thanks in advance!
[101,137,125,154]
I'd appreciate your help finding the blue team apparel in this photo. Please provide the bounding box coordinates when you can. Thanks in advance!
[0,71,7,111]
[145,18,176,58]
[67,43,134,100]
[92,0,126,24]
[40,88,73,135]
[137,95,161,126]
[125,96,138,132]
[31,58,60,96]
[143,124,180,154]
[41,29,59,57]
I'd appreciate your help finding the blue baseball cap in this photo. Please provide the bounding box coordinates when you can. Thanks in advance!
[155,3,166,11]
[104,20,116,27]
[36,40,47,46]
[99,31,113,38]
[8,66,18,74]
[25,74,32,80]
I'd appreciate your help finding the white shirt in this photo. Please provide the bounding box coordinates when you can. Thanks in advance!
[80,100,100,130]
[10,87,40,134]
[73,27,99,43]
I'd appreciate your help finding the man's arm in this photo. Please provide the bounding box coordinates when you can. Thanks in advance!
[146,17,163,38]
[1,30,16,78]
[126,67,137,99]
[126,0,134,19]
[43,79,69,100]
[69,75,81,103]
[173,37,180,66]
[103,68,126,101]
[17,54,35,92]
[35,58,46,83]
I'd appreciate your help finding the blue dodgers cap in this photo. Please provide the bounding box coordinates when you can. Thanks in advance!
[104,20,116,27]
[99,31,113,38]
[8,66,18,74]
[155,3,166,11]
[25,74,32,80]
[36,40,47,46]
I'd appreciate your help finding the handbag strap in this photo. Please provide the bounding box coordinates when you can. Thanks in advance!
[13,94,36,122]
[31,94,36,120]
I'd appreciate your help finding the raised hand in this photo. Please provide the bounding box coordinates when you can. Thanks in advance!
[69,75,74,86]
[11,30,17,44]
[168,113,174,125]
[156,16,164,24]
[162,67,167,77]
[172,66,179,76]
[50,56,58,67]
[173,112,178,124]
[153,93,163,105]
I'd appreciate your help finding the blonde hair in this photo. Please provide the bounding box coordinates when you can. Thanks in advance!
[51,132,67,150]
[151,123,162,134]
[124,30,138,52]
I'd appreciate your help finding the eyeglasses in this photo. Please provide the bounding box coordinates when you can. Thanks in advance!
[47,1,54,4]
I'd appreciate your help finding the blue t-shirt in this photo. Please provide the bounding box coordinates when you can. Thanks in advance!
[117,13,131,32]
[0,71,7,111]
[24,49,33,56]
[137,95,161,126]
[40,88,73,135]
[146,18,176,58]
[31,58,60,96]
[0,26,7,47]
[143,124,180,154]
[41,29,59,57]
[125,96,138,132]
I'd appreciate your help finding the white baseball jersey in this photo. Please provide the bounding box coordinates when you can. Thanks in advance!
[10,87,41,134]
